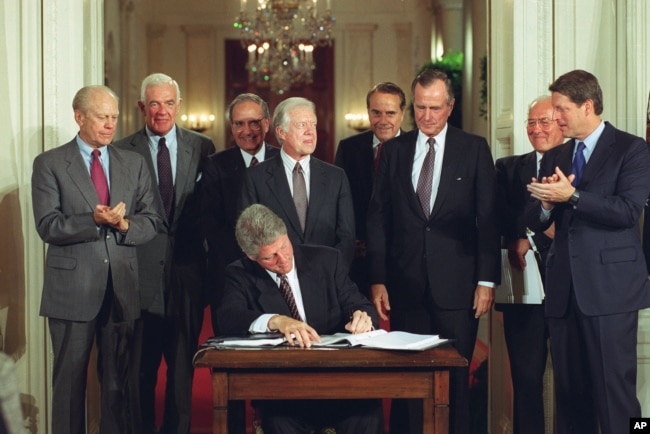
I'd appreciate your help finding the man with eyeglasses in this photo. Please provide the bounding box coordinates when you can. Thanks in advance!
[240,97,355,269]
[201,93,280,335]
[114,73,214,434]
[494,95,564,434]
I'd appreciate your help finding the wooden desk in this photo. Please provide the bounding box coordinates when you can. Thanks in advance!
[193,345,467,434]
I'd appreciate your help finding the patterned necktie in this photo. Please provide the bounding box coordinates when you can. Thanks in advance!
[292,162,308,232]
[157,137,174,221]
[90,149,110,205]
[277,274,302,320]
[250,156,259,167]
[416,137,436,218]
[571,141,586,187]
[374,142,383,173]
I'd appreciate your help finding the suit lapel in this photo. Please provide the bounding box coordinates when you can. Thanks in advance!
[294,248,322,324]
[305,159,326,238]
[107,146,130,207]
[175,127,197,208]
[64,142,101,209]
[578,123,615,188]
[126,129,167,224]
[430,129,464,220]
[395,132,424,220]
[266,157,304,240]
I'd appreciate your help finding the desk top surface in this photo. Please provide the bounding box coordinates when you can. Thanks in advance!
[193,344,467,370]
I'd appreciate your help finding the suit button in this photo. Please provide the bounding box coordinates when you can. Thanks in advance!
[103,259,109,263]
[425,227,431,231]
[106,235,111,239]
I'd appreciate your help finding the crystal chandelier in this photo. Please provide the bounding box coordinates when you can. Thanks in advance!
[234,0,335,94]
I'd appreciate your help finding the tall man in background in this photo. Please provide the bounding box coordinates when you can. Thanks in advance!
[201,93,279,334]
[335,82,406,296]
[367,69,500,434]
[240,97,355,268]
[32,85,161,434]
[114,73,214,434]
[526,69,650,434]
[495,95,564,434]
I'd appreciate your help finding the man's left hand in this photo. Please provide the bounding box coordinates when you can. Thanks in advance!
[473,284,494,318]
[345,310,374,334]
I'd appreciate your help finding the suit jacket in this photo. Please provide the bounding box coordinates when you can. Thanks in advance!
[201,144,280,302]
[494,151,553,311]
[525,122,650,317]
[240,155,355,267]
[32,139,161,322]
[217,244,378,335]
[367,127,501,310]
[334,130,375,241]
[114,126,214,315]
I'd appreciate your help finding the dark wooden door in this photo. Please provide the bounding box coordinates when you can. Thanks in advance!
[224,40,335,163]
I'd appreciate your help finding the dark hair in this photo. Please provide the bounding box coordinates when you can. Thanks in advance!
[411,69,454,103]
[548,69,603,115]
[366,82,406,111]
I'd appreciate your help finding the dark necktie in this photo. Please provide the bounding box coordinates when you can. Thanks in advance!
[374,142,383,173]
[90,149,110,205]
[416,137,436,218]
[571,141,586,187]
[157,137,174,221]
[277,274,302,320]
[250,156,259,167]
[293,162,308,232]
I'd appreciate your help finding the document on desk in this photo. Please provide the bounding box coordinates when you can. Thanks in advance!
[496,249,545,304]
[315,329,448,351]
[205,333,287,348]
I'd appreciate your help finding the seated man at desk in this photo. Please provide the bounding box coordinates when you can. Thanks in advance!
[216,203,383,434]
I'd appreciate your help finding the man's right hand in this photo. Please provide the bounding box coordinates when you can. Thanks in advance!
[370,284,391,321]
[267,315,321,348]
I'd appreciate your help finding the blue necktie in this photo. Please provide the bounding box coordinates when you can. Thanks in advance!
[571,141,586,187]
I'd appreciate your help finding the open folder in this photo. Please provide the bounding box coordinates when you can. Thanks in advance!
[496,249,545,304]
[205,329,448,351]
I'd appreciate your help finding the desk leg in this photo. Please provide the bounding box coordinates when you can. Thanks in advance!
[212,371,228,434]
[431,370,451,434]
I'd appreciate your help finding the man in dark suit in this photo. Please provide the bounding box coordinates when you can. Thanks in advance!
[495,95,564,434]
[201,93,279,334]
[367,69,500,434]
[31,85,161,434]
[525,69,650,434]
[335,82,406,296]
[240,97,355,268]
[217,204,382,434]
[114,73,214,434]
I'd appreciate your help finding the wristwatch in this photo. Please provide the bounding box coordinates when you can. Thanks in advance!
[568,190,580,206]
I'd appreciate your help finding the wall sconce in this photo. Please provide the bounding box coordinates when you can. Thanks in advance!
[180,113,215,133]
[345,113,370,132]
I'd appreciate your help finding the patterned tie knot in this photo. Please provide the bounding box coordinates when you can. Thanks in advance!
[277,274,301,320]
[250,156,259,167]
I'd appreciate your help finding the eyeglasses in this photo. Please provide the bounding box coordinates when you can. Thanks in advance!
[232,118,265,131]
[526,118,555,130]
